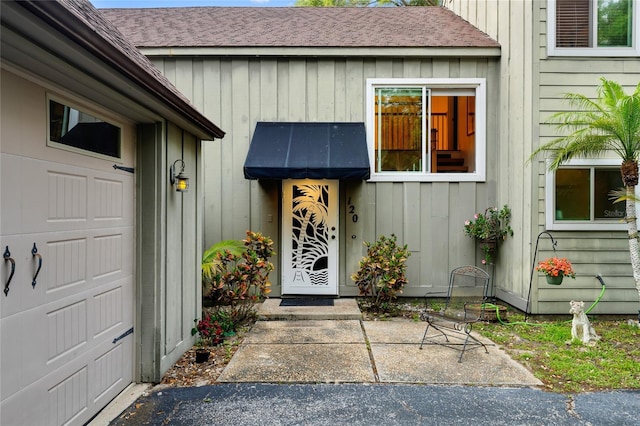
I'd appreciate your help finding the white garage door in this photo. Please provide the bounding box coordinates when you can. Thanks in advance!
[1,149,135,425]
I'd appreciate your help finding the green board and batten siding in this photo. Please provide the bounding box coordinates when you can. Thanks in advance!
[150,55,501,300]
[452,0,640,314]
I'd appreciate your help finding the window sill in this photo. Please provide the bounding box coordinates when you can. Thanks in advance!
[546,222,627,231]
[368,172,485,183]
[547,47,640,58]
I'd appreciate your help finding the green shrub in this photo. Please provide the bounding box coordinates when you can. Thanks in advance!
[351,234,410,313]
[204,231,275,325]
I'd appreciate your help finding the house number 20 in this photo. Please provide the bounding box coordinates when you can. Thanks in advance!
[347,197,358,223]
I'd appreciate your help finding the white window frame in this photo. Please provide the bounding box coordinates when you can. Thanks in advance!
[545,158,637,231]
[47,93,123,161]
[365,78,486,183]
[547,0,640,57]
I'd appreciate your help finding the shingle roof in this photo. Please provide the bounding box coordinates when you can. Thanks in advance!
[19,0,224,139]
[100,6,499,49]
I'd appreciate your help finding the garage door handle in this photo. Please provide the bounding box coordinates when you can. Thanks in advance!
[3,246,15,296]
[31,243,42,289]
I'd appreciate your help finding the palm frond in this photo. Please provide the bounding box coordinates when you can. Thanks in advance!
[202,239,246,279]
[530,78,640,170]
[609,188,640,204]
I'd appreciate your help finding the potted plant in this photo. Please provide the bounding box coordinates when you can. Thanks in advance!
[191,314,224,363]
[536,257,576,285]
[463,205,514,264]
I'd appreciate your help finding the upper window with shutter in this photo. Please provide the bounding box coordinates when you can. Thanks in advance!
[548,0,639,56]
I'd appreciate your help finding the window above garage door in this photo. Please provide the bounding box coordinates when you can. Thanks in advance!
[48,94,122,160]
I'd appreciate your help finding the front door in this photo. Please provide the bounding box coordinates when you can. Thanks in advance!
[282,180,338,296]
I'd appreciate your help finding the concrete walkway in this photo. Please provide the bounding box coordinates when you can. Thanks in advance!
[217,318,540,386]
[94,299,639,424]
[217,298,539,385]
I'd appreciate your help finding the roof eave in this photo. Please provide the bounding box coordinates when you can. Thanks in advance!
[18,1,225,140]
[137,46,502,58]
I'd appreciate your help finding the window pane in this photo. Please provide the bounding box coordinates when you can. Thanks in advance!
[431,95,474,173]
[49,100,121,158]
[556,0,633,48]
[556,169,590,220]
[556,0,590,47]
[597,0,632,47]
[375,88,423,172]
[594,169,625,219]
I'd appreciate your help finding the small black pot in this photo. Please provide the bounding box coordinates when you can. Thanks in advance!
[195,349,210,363]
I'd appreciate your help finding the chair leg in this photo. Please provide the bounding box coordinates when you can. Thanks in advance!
[458,331,489,362]
[419,323,432,349]
[420,321,450,350]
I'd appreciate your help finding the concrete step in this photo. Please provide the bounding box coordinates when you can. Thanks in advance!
[257,298,362,320]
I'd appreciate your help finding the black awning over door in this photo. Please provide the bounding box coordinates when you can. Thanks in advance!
[243,122,370,180]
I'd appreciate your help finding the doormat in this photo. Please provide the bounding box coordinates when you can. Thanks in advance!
[279,299,335,307]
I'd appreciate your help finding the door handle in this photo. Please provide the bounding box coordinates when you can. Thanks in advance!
[31,243,42,289]
[3,246,15,296]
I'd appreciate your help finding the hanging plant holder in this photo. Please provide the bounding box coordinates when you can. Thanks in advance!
[545,273,564,285]
[478,238,498,264]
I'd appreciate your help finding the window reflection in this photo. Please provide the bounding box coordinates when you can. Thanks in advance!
[49,99,121,158]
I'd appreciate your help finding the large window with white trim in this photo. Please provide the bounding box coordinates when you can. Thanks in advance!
[548,0,639,56]
[366,78,486,182]
[545,159,628,230]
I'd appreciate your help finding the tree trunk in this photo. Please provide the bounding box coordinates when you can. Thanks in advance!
[625,186,640,303]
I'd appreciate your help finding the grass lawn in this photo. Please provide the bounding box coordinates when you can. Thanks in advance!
[475,315,640,393]
[365,298,640,393]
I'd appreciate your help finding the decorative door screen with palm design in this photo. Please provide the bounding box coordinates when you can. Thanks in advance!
[282,180,338,295]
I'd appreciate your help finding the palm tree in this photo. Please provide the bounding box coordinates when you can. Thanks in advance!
[531,78,640,306]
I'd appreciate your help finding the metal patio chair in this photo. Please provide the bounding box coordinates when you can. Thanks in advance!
[419,265,490,362]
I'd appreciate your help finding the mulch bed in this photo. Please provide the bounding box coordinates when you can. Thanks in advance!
[158,333,246,388]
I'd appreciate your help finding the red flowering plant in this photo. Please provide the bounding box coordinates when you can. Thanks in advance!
[536,257,576,278]
[191,313,223,346]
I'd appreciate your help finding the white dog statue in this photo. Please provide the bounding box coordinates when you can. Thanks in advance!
[569,300,600,346]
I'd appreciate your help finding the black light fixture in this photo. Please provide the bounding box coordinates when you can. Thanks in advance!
[170,159,189,192]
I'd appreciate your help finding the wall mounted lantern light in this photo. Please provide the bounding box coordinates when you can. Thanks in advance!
[170,159,189,192]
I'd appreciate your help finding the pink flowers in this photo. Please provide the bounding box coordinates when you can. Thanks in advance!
[463,205,514,265]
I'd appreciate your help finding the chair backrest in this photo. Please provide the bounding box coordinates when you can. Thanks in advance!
[444,266,490,320]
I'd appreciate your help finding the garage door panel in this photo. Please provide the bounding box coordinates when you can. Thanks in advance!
[6,232,89,314]
[92,228,134,285]
[18,228,131,303]
[1,361,90,426]
[0,312,23,399]
[45,235,88,295]
[18,277,133,387]
[92,279,134,347]
[91,337,133,406]
[16,159,133,235]
[1,332,133,426]
[1,226,134,426]
[2,227,133,316]
[0,155,25,235]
